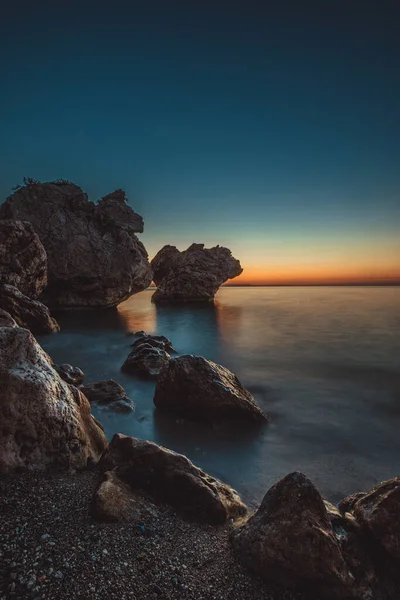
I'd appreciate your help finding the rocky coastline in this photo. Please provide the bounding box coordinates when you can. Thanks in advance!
[1,179,400,600]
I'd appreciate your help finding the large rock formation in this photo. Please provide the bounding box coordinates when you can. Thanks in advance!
[0,323,107,473]
[0,284,59,334]
[81,380,134,413]
[121,334,174,378]
[99,434,247,524]
[151,243,242,303]
[233,472,355,599]
[154,355,267,424]
[0,182,152,308]
[0,220,47,298]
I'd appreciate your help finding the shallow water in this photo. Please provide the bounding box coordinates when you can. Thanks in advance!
[39,286,400,507]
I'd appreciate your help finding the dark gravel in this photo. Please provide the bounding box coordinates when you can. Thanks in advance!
[0,470,309,600]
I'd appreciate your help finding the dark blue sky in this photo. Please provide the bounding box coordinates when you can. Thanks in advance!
[1,1,399,282]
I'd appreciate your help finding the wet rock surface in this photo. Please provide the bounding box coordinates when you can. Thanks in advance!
[0,326,107,473]
[99,434,248,525]
[0,284,59,334]
[0,220,47,298]
[154,354,267,424]
[81,380,134,413]
[121,334,173,378]
[53,363,85,386]
[0,182,152,308]
[151,243,242,303]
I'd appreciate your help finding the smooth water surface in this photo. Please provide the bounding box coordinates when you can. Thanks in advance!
[39,287,400,506]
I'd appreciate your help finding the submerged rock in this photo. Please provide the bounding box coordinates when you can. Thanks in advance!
[0,182,152,308]
[0,325,107,473]
[151,243,242,303]
[154,354,267,424]
[99,434,247,524]
[0,284,59,334]
[121,335,172,378]
[81,380,134,413]
[53,363,85,386]
[232,472,355,599]
[0,220,47,298]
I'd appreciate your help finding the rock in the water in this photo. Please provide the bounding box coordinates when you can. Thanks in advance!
[350,478,400,562]
[151,243,242,303]
[99,434,247,524]
[0,326,107,473]
[53,363,85,386]
[0,284,59,334]
[232,472,355,599]
[121,336,171,378]
[91,470,158,522]
[0,182,152,308]
[81,380,134,413]
[154,354,267,424]
[0,308,18,328]
[0,220,47,298]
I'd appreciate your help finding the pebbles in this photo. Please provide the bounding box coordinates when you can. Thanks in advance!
[0,471,305,600]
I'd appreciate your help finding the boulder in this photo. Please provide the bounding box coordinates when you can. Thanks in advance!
[350,478,400,563]
[153,355,267,424]
[122,338,171,378]
[130,333,176,353]
[0,220,47,298]
[0,284,59,334]
[91,470,158,522]
[151,243,242,303]
[81,380,134,413]
[339,492,367,515]
[99,434,247,524]
[232,472,355,599]
[0,325,107,473]
[0,182,152,308]
[53,363,84,386]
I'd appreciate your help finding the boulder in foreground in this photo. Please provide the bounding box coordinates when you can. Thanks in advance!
[0,284,59,334]
[232,472,355,599]
[154,354,267,424]
[81,380,134,413]
[99,434,247,524]
[151,243,242,303]
[0,324,107,473]
[0,182,152,308]
[0,220,47,298]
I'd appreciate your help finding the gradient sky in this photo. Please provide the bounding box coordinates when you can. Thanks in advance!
[1,1,399,284]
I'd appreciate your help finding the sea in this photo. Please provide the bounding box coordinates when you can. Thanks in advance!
[38,286,400,508]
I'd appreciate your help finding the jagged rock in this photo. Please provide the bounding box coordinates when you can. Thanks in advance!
[81,380,134,413]
[53,363,84,386]
[91,470,158,522]
[0,284,59,334]
[0,308,18,328]
[153,355,267,424]
[121,337,171,378]
[0,220,47,298]
[339,492,367,515]
[0,182,152,308]
[99,434,247,524]
[0,325,107,473]
[232,472,355,599]
[350,478,400,563]
[151,243,242,303]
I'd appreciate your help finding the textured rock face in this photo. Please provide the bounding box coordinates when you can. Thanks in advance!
[350,478,400,562]
[122,334,173,378]
[154,355,267,424]
[0,182,152,308]
[81,380,134,413]
[0,220,47,298]
[151,243,242,303]
[233,472,355,599]
[53,363,85,386]
[0,308,18,328]
[99,434,247,524]
[0,284,59,334]
[0,325,107,473]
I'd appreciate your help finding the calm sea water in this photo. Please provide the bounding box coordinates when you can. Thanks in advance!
[39,287,400,507]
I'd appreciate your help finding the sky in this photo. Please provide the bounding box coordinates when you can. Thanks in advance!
[0,0,399,285]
